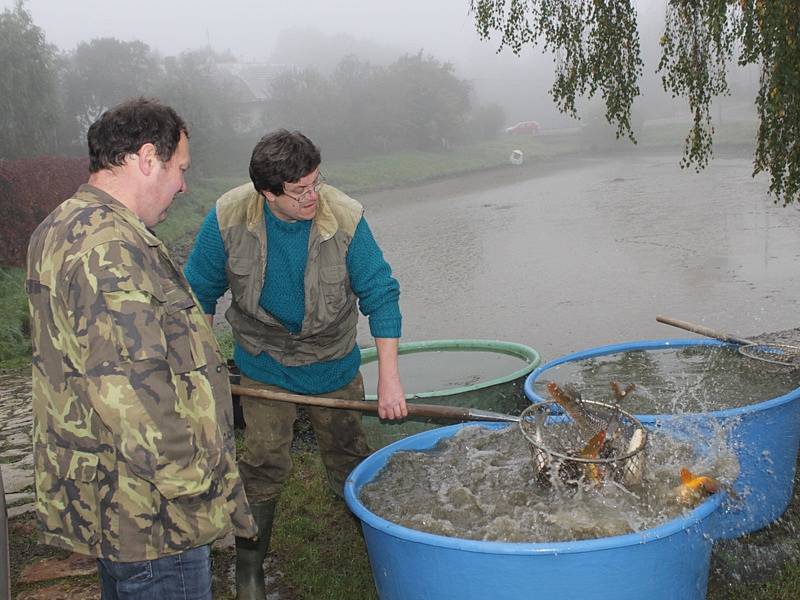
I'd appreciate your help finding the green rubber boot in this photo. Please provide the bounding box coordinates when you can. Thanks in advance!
[235,499,278,600]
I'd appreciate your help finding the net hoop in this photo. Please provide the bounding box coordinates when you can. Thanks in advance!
[738,343,800,368]
[519,400,648,487]
[519,400,647,463]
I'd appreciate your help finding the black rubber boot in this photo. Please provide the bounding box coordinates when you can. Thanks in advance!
[235,498,278,600]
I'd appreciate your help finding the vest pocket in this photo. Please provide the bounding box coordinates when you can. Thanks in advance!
[227,256,255,301]
[319,265,348,312]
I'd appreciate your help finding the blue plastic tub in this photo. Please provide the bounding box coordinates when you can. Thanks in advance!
[525,339,800,540]
[345,422,722,600]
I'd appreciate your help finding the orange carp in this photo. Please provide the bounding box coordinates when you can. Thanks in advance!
[578,430,606,483]
[545,382,595,441]
[674,467,722,506]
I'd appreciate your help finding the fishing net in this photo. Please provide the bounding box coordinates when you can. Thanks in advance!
[738,343,800,369]
[518,400,648,487]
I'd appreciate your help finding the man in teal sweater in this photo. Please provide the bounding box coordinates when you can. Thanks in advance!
[184,129,406,599]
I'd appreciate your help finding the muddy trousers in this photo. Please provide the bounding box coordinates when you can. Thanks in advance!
[237,372,373,503]
[235,373,372,599]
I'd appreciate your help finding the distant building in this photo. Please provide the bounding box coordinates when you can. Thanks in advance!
[218,61,292,133]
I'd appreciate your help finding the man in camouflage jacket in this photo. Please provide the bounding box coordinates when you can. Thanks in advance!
[26,98,255,599]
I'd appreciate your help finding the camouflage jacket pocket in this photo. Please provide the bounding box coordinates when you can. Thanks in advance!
[163,284,208,374]
[96,275,168,364]
[36,445,101,548]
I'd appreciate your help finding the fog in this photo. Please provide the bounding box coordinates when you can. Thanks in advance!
[8,0,557,123]
[4,0,758,129]
[3,5,792,591]
[9,0,477,62]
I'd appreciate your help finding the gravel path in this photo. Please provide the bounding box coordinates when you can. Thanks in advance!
[1,368,35,518]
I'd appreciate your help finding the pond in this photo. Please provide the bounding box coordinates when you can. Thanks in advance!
[359,153,800,363]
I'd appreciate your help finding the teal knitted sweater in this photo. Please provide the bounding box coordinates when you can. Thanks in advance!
[184,203,401,394]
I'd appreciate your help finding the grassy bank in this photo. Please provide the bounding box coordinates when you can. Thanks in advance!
[0,267,30,368]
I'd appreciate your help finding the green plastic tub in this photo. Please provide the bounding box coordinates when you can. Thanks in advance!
[359,339,540,449]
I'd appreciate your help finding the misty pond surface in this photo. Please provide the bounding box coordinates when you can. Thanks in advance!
[357,153,800,366]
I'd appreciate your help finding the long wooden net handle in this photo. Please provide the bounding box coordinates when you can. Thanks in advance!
[229,383,517,422]
[655,315,754,346]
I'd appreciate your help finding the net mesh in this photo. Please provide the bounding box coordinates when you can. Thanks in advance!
[738,343,800,368]
[519,400,648,487]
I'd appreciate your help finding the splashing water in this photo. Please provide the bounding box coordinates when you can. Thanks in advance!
[360,423,739,543]
[533,346,800,414]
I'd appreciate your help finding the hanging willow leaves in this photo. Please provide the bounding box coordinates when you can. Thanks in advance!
[472,0,643,141]
[470,0,800,205]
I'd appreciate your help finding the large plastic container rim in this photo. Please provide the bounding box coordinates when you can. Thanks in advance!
[360,339,541,401]
[344,421,722,556]
[524,338,800,423]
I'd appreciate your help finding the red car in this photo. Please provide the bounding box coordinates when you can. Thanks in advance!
[505,120,541,135]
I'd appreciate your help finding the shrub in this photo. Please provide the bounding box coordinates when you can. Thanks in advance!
[0,156,89,266]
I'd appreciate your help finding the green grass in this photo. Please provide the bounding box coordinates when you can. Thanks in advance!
[325,130,583,193]
[271,452,377,600]
[215,328,235,360]
[153,176,246,249]
[710,561,800,599]
[0,267,30,368]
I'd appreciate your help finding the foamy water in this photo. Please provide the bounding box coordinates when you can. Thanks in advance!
[360,423,739,542]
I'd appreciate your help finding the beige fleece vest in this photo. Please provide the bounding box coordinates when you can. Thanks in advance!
[216,182,362,366]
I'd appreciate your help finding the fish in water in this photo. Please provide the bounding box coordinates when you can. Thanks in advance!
[610,381,636,401]
[674,467,722,507]
[578,430,606,483]
[536,429,607,487]
[543,382,648,487]
[621,427,646,486]
[545,382,595,441]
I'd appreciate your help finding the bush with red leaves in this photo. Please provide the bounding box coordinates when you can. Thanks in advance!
[0,156,89,267]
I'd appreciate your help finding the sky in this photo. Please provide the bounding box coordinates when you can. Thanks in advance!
[5,0,486,62]
[5,0,579,123]
[6,1,720,127]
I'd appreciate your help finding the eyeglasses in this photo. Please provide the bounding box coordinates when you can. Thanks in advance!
[282,173,325,205]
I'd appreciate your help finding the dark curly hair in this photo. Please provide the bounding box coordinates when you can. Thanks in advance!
[87,97,189,173]
[249,130,321,196]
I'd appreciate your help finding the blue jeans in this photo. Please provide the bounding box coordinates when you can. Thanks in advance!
[97,544,213,600]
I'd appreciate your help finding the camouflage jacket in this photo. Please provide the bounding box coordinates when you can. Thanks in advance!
[26,184,256,561]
